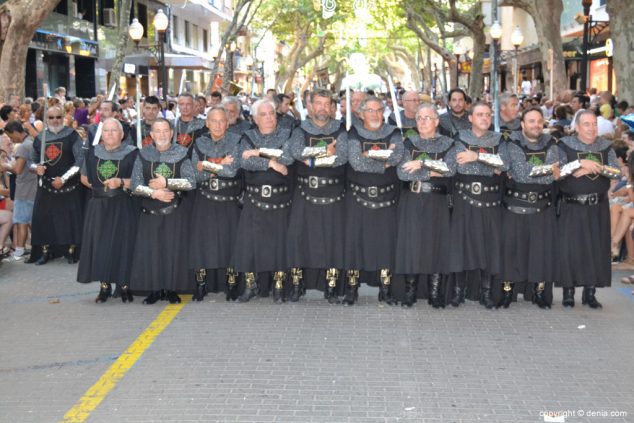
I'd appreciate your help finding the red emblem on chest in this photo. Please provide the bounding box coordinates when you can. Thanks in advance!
[46,144,61,161]
[370,144,381,151]
[479,148,488,154]
[177,133,193,147]
[142,136,153,147]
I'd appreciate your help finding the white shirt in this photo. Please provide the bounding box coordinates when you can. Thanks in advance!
[521,80,532,96]
[597,115,615,137]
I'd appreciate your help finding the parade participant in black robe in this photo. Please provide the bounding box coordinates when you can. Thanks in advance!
[287,89,348,303]
[233,99,294,303]
[130,96,161,148]
[499,108,559,309]
[449,101,510,308]
[32,106,85,265]
[172,93,206,155]
[395,104,457,308]
[222,96,252,135]
[344,96,404,306]
[189,107,242,301]
[87,101,132,147]
[388,90,420,138]
[556,110,621,309]
[276,93,299,130]
[438,88,471,138]
[77,118,138,303]
[130,118,196,304]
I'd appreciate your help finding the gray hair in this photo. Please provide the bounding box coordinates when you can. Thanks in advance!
[500,92,518,107]
[416,103,439,118]
[206,105,228,118]
[102,117,124,134]
[310,88,333,103]
[221,96,241,109]
[358,96,384,113]
[251,98,276,117]
[574,109,596,126]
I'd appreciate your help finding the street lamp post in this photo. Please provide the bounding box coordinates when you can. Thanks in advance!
[454,43,465,89]
[129,9,169,103]
[580,0,592,93]
[511,26,524,94]
[489,20,503,132]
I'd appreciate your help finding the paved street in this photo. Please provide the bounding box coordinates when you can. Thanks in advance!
[1,259,633,423]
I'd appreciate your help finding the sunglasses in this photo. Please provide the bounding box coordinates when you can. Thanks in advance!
[48,116,63,120]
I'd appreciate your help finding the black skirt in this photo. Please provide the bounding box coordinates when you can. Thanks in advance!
[343,195,397,272]
[395,191,452,275]
[232,200,290,273]
[130,205,192,293]
[500,206,558,283]
[188,190,241,270]
[286,194,346,269]
[448,197,502,276]
[31,187,84,246]
[77,194,138,284]
[557,201,611,287]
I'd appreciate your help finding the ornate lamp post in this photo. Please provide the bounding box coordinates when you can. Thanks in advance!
[511,26,524,94]
[454,42,465,89]
[489,20,503,132]
[580,0,593,93]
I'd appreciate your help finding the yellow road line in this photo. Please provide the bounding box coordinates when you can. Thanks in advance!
[60,295,191,423]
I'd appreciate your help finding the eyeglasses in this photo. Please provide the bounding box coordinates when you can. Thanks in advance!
[403,99,420,103]
[416,116,438,122]
[48,116,63,120]
[364,108,385,114]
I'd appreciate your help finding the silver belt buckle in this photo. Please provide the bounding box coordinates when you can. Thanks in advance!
[470,182,482,195]
[308,176,319,189]
[421,182,432,194]
[368,186,378,198]
[410,181,421,193]
[209,178,219,191]
[261,185,272,198]
[588,193,598,205]
[527,192,538,203]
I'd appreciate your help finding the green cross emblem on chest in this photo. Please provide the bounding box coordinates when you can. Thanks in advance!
[415,152,431,161]
[405,129,417,140]
[154,162,173,178]
[585,152,601,164]
[98,160,118,179]
[528,155,544,166]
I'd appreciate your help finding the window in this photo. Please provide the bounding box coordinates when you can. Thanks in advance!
[185,20,191,48]
[192,24,199,50]
[173,16,180,44]
[203,29,209,52]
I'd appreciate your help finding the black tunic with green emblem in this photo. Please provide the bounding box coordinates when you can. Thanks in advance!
[77,144,139,285]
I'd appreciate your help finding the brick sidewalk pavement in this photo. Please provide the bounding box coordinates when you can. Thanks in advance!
[1,259,633,422]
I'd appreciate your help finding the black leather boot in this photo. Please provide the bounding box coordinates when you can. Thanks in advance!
[533,282,550,309]
[66,245,78,264]
[562,287,575,308]
[119,284,133,303]
[402,275,417,308]
[35,245,50,266]
[166,290,181,304]
[226,268,239,301]
[238,272,257,303]
[480,279,496,309]
[289,268,303,302]
[428,273,444,309]
[582,286,602,309]
[450,277,464,307]
[95,282,112,303]
[342,270,359,306]
[498,282,514,309]
[325,268,340,304]
[143,290,164,305]
[272,271,286,303]
[192,269,207,302]
[378,269,398,306]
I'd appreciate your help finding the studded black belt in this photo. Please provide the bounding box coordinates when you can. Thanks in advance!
[563,192,606,206]
[297,176,341,189]
[41,181,80,194]
[246,193,291,210]
[505,188,551,204]
[142,201,181,215]
[503,202,550,214]
[349,182,395,198]
[199,190,239,202]
[299,190,344,205]
[454,181,499,196]
[408,181,447,195]
[201,179,240,191]
[246,184,289,198]
[92,187,126,198]
[456,192,501,208]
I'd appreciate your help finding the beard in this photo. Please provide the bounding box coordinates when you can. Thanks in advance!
[48,123,64,134]
[366,120,382,130]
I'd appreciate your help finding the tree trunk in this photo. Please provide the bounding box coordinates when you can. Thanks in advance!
[499,0,566,99]
[606,0,634,102]
[222,50,235,92]
[0,0,61,100]
[469,32,486,100]
[108,0,133,96]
